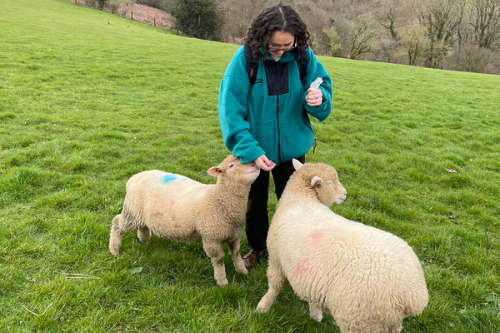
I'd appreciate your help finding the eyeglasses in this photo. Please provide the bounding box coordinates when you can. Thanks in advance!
[266,45,296,52]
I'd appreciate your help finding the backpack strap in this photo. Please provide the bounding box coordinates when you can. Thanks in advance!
[294,48,308,85]
[244,44,258,85]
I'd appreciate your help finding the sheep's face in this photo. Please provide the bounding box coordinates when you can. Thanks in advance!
[310,167,347,206]
[207,155,260,185]
[292,160,347,206]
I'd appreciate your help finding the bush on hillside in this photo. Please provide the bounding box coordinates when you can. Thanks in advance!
[171,0,223,41]
[444,44,500,75]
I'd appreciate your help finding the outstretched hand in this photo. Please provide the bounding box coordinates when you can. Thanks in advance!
[254,154,275,171]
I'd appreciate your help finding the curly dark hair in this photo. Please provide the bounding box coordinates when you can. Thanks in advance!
[244,2,311,61]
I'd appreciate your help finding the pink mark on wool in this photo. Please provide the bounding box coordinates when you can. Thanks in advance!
[294,259,317,278]
[309,230,325,245]
[168,199,175,208]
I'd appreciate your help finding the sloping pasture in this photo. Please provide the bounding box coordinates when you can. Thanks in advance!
[0,0,499,332]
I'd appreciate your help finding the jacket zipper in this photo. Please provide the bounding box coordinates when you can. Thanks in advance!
[276,96,281,164]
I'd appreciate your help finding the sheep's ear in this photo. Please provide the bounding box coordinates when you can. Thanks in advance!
[292,159,304,171]
[207,166,223,177]
[311,176,323,187]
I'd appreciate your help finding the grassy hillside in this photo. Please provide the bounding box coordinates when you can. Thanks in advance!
[1,0,499,332]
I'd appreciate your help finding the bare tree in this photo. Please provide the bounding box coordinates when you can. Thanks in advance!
[399,21,430,65]
[322,27,342,56]
[378,0,402,41]
[218,0,270,42]
[347,13,379,59]
[454,0,470,50]
[107,0,133,15]
[374,38,399,63]
[417,0,463,67]
[84,0,98,8]
[469,0,500,50]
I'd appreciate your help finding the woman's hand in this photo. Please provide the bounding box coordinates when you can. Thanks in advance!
[306,88,323,107]
[254,155,275,171]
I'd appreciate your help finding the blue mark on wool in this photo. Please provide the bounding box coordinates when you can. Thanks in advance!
[161,173,188,185]
[161,174,178,184]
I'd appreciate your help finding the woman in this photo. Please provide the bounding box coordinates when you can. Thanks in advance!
[218,2,333,269]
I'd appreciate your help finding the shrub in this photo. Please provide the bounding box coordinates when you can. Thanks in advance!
[444,44,500,75]
[172,0,223,41]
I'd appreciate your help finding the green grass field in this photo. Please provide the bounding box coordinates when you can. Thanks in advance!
[1,0,499,332]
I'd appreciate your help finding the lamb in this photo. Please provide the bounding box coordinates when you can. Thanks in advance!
[256,159,428,333]
[109,154,260,286]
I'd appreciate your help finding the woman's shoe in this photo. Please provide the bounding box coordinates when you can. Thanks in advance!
[242,249,265,270]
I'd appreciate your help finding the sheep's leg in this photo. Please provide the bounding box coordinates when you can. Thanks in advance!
[109,214,125,256]
[137,227,151,244]
[256,260,286,313]
[110,212,145,256]
[202,240,228,286]
[308,303,323,322]
[227,238,248,275]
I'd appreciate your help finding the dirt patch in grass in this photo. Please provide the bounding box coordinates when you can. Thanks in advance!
[65,1,174,29]
[125,3,174,29]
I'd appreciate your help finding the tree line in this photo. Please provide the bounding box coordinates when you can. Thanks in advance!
[82,0,500,75]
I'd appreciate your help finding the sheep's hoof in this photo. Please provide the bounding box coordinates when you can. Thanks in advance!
[309,306,323,322]
[109,245,120,257]
[237,267,249,275]
[216,278,229,287]
[256,301,270,313]
[310,312,323,322]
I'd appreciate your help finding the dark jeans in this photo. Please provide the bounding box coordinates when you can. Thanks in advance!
[245,156,306,252]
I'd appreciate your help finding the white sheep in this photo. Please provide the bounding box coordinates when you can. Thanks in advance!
[109,154,260,286]
[257,160,428,332]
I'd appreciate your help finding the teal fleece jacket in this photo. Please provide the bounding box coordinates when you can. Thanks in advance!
[218,45,332,165]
